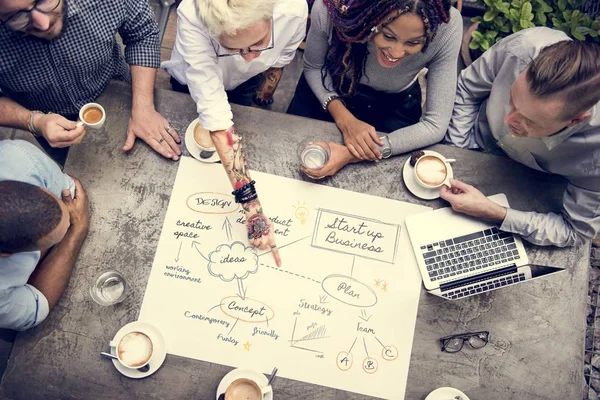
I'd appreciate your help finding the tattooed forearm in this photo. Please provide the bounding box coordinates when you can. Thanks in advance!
[256,67,283,101]
[211,126,252,192]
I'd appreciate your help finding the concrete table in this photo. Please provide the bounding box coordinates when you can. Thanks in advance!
[0,82,586,399]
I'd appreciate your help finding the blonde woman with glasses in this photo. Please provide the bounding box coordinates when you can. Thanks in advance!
[163,0,307,265]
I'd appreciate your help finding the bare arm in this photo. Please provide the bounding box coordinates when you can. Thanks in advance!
[0,97,85,147]
[28,179,89,309]
[254,67,284,105]
[123,65,181,160]
[210,127,281,266]
[0,97,31,131]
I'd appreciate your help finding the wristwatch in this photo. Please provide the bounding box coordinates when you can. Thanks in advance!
[379,135,392,159]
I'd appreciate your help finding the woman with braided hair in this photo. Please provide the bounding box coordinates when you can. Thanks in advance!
[287,0,461,178]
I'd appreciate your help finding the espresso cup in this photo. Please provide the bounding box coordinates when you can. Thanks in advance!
[193,122,216,152]
[79,103,106,129]
[109,331,154,370]
[414,153,455,189]
[225,377,272,400]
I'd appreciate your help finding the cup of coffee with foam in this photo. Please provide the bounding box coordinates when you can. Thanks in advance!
[79,103,106,129]
[109,331,154,370]
[413,152,455,189]
[225,377,272,400]
[193,122,217,158]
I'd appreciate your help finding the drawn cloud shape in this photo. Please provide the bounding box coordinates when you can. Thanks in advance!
[207,241,258,282]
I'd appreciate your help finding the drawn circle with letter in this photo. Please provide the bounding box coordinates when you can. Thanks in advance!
[362,357,378,374]
[382,345,398,361]
[336,351,353,371]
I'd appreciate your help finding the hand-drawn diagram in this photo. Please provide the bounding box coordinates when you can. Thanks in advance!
[139,158,430,400]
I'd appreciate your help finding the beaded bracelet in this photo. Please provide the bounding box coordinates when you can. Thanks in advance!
[28,110,44,137]
[232,180,257,204]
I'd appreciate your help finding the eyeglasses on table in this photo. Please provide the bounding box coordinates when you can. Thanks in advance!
[439,331,489,353]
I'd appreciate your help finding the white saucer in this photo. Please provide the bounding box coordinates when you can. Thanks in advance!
[402,150,454,200]
[425,387,470,400]
[216,368,274,400]
[184,118,220,163]
[109,321,167,379]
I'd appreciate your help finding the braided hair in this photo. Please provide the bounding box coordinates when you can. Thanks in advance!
[322,0,451,96]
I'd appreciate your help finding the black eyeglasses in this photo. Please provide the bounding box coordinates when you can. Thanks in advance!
[212,19,275,58]
[439,331,489,353]
[1,0,61,32]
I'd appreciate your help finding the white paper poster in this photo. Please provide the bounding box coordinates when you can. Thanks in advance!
[139,157,430,399]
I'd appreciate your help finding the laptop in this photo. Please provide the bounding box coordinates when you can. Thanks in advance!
[405,194,563,300]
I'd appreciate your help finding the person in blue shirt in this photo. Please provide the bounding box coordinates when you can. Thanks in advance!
[0,140,89,330]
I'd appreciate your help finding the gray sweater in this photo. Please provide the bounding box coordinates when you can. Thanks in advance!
[304,0,462,155]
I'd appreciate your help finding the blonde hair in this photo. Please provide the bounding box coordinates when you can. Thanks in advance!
[527,40,600,120]
[194,0,277,37]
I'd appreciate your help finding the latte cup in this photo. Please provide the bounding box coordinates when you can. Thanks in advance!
[225,377,272,400]
[193,122,216,152]
[413,153,456,189]
[79,102,106,129]
[109,331,154,370]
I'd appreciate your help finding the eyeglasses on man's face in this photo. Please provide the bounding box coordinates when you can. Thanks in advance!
[213,19,275,58]
[439,331,489,353]
[0,0,61,32]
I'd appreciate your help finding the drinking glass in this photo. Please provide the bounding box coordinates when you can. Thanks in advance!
[90,270,128,306]
[297,139,331,177]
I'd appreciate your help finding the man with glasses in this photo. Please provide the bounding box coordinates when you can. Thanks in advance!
[0,0,182,165]
[163,0,306,265]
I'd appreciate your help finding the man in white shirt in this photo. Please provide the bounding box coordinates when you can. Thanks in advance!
[162,0,307,265]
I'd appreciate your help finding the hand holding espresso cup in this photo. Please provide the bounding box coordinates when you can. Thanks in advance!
[35,113,87,148]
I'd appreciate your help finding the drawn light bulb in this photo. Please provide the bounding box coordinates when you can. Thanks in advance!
[293,203,309,224]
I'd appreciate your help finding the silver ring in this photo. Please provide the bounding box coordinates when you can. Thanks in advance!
[165,125,171,131]
[158,138,165,143]
[270,244,277,248]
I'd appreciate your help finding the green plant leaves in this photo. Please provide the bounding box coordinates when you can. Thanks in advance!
[469,0,600,55]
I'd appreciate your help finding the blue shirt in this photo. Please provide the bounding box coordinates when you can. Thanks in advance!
[0,140,74,330]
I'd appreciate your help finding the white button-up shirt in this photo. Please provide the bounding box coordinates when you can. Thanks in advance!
[446,27,600,247]
[162,0,307,131]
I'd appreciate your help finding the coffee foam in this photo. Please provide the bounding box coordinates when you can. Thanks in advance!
[226,378,261,400]
[194,123,214,149]
[117,332,153,367]
[416,156,447,186]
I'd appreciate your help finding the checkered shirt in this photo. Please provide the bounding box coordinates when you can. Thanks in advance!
[0,0,161,116]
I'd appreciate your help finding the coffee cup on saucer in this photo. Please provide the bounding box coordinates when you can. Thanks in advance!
[79,103,106,129]
[225,377,272,400]
[413,153,455,189]
[184,119,221,163]
[109,331,154,370]
[216,368,274,400]
[193,122,217,159]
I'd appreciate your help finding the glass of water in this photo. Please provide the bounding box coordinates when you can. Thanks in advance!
[90,270,128,306]
[297,138,331,178]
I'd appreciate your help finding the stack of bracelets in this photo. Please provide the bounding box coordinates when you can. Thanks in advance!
[232,180,258,204]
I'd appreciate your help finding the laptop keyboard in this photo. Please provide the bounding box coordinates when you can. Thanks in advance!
[419,227,520,281]
[444,272,526,299]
